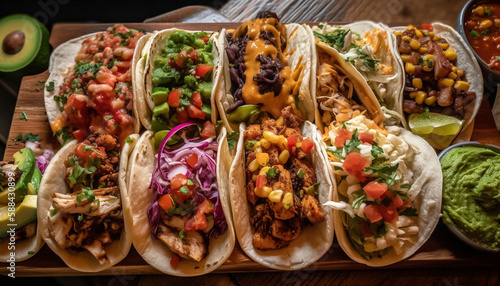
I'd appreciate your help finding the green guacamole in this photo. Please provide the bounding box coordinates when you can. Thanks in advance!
[441,146,500,250]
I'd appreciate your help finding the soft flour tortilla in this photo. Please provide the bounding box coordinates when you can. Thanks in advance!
[228,121,334,270]
[37,135,138,272]
[312,41,386,133]
[329,127,442,267]
[392,23,483,148]
[126,130,235,276]
[313,21,406,128]
[216,23,316,134]
[136,29,223,130]
[44,31,144,145]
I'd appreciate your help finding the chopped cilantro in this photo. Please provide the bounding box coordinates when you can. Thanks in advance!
[27,251,34,255]
[13,133,41,143]
[74,62,103,75]
[103,115,113,121]
[180,186,190,195]
[317,24,324,29]
[352,191,366,209]
[76,188,95,203]
[365,164,399,186]
[470,30,480,38]
[313,29,350,49]
[400,207,418,217]
[46,81,55,91]
[266,167,279,180]
[485,8,492,15]
[125,136,133,143]
[179,229,186,243]
[371,145,384,158]
[82,145,94,152]
[482,30,492,35]
[20,112,28,121]
[108,59,120,68]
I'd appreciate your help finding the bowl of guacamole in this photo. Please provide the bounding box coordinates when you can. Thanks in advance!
[439,141,500,253]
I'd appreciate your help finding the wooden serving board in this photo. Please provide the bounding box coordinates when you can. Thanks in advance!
[1,23,500,277]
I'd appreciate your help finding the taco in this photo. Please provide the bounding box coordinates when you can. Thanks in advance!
[135,28,222,133]
[312,21,406,127]
[126,125,235,276]
[392,23,483,150]
[0,148,45,262]
[37,132,138,272]
[321,115,442,266]
[229,106,334,270]
[217,12,316,134]
[44,24,145,146]
[311,36,385,133]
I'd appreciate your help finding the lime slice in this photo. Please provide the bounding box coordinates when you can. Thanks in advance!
[409,113,464,136]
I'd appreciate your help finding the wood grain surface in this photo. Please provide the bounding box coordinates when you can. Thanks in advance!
[2,9,500,283]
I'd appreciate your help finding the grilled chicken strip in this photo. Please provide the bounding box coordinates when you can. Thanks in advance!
[52,192,120,216]
[156,223,208,262]
[301,194,326,224]
[252,229,289,249]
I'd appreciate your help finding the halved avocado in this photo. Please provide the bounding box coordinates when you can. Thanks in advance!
[0,195,37,237]
[0,14,51,75]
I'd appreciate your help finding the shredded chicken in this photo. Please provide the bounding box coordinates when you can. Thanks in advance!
[156,223,208,262]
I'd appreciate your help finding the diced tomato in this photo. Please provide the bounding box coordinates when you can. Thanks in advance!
[287,135,297,154]
[184,199,214,232]
[73,142,107,164]
[399,200,411,210]
[335,128,353,148]
[379,203,398,222]
[201,121,216,139]
[170,187,193,204]
[186,153,198,168]
[359,132,374,145]
[177,109,189,123]
[382,190,394,199]
[194,64,213,77]
[301,138,314,153]
[158,194,174,212]
[343,153,369,182]
[168,58,177,69]
[197,199,214,214]
[363,181,388,199]
[422,23,433,31]
[72,128,89,142]
[188,50,198,61]
[95,68,117,87]
[358,221,373,238]
[256,175,267,188]
[187,105,205,120]
[199,37,210,44]
[170,173,188,190]
[65,94,90,129]
[168,89,180,108]
[191,92,203,108]
[177,51,186,68]
[393,195,404,208]
[170,254,180,269]
[364,204,383,223]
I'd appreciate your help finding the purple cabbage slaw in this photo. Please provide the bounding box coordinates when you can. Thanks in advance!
[147,123,228,238]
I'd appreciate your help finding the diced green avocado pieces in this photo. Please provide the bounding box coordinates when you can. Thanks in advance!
[151,115,169,132]
[0,148,36,204]
[0,14,51,75]
[153,102,170,117]
[152,87,170,105]
[0,195,37,237]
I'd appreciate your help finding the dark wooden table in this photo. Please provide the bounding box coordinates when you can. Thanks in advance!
[3,0,500,284]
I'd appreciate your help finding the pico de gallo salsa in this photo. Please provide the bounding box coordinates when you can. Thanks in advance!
[150,30,215,134]
[464,3,500,71]
[51,24,144,145]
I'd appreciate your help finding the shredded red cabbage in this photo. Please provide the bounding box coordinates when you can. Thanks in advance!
[147,123,227,238]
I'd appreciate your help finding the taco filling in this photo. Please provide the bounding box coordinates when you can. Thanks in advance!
[396,25,476,120]
[243,107,325,249]
[225,12,305,123]
[149,31,215,132]
[50,24,144,144]
[46,133,124,264]
[323,115,419,259]
[147,125,227,263]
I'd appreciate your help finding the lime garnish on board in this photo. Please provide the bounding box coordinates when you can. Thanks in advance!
[409,112,464,136]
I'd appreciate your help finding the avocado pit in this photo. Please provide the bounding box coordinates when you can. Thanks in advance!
[2,30,25,55]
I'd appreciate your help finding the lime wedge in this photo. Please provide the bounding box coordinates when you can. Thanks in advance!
[409,113,464,136]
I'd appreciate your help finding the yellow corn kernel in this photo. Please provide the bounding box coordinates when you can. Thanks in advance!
[454,81,470,91]
[248,159,260,172]
[474,6,484,16]
[448,72,458,80]
[418,46,428,54]
[279,149,290,164]
[433,35,442,42]
[255,186,272,198]
[410,39,421,50]
[394,31,402,37]
[415,91,427,105]
[282,193,293,209]
[401,54,411,62]
[452,66,458,73]
[402,35,412,42]
[423,54,434,61]
[429,31,435,38]
[412,78,423,89]
[438,42,449,50]
[260,138,271,149]
[480,19,493,29]
[407,25,415,30]
[409,91,418,99]
[424,96,437,106]
[405,62,415,73]
[422,57,434,72]
[495,19,500,28]
[457,69,464,76]
[259,166,270,176]
[256,152,269,166]
[263,131,280,143]
[268,189,283,202]
[276,116,284,127]
[415,29,423,38]
[438,78,455,88]
[277,135,287,151]
[444,47,457,61]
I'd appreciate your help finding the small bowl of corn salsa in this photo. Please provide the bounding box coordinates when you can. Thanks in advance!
[458,0,500,82]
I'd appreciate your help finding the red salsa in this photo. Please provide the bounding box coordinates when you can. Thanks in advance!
[464,3,500,71]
